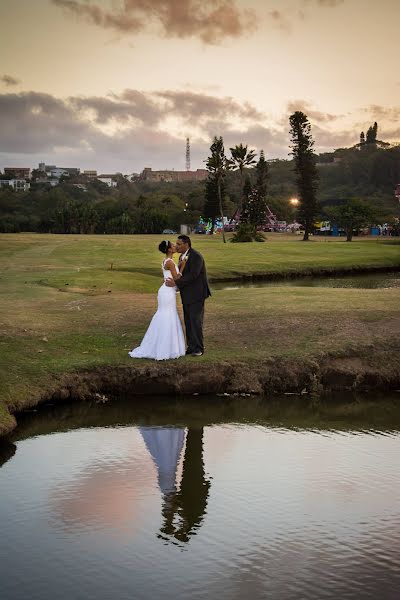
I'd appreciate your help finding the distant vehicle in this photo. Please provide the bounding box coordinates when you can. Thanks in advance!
[162,229,177,234]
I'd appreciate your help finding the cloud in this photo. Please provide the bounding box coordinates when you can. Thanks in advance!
[268,10,292,33]
[1,90,398,173]
[285,100,342,123]
[0,92,97,154]
[1,74,20,87]
[0,89,266,171]
[303,0,344,6]
[155,90,265,122]
[362,104,400,123]
[315,0,344,6]
[51,0,257,44]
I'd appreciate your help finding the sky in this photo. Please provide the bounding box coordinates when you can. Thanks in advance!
[1,0,399,174]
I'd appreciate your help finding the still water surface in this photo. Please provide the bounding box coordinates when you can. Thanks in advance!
[1,394,400,600]
[212,270,400,290]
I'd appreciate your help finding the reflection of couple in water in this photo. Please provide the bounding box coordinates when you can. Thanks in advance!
[140,426,210,544]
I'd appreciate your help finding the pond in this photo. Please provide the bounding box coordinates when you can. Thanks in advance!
[211,270,400,291]
[1,393,400,600]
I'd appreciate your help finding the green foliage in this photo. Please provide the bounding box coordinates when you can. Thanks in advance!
[326,198,378,241]
[231,223,265,243]
[206,136,231,243]
[228,143,257,212]
[366,122,378,145]
[204,175,227,233]
[240,176,252,224]
[255,150,269,199]
[289,111,319,240]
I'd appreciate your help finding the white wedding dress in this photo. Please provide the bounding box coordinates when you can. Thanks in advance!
[128,259,186,360]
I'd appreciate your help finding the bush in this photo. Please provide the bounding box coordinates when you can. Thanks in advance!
[230,223,266,243]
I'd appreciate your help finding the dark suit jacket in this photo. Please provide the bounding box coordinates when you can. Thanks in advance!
[175,247,211,305]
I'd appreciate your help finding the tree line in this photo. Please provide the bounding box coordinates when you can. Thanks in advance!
[1,117,399,238]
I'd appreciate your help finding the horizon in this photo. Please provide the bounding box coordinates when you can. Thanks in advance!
[1,0,399,173]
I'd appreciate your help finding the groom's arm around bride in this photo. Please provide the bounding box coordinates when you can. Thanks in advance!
[166,236,211,356]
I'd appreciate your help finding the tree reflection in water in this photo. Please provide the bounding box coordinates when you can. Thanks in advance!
[140,427,210,545]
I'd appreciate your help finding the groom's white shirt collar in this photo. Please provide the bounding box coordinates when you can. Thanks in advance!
[181,248,190,261]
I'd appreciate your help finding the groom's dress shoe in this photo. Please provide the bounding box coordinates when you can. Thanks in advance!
[190,351,203,356]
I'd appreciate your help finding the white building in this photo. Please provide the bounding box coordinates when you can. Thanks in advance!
[97,177,117,188]
[0,179,30,191]
[50,168,68,178]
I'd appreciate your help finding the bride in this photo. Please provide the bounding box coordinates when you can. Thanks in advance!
[128,240,186,360]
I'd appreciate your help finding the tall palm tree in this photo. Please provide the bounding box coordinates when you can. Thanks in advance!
[229,143,257,211]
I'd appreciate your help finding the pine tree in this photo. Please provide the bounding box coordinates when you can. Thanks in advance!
[289,111,319,241]
[372,121,378,143]
[255,149,269,199]
[360,131,365,145]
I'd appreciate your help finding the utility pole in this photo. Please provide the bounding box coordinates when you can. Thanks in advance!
[186,137,190,171]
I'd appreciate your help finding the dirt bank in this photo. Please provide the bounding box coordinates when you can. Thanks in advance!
[2,348,399,438]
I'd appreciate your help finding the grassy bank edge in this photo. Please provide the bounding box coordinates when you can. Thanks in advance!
[1,342,400,440]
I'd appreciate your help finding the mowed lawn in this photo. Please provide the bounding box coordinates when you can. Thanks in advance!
[0,233,399,424]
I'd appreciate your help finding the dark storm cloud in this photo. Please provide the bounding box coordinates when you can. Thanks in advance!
[51,0,257,44]
[1,75,20,87]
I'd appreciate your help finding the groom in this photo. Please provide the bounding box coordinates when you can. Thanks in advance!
[165,235,211,356]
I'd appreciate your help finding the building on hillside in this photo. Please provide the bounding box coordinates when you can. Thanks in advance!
[38,163,80,178]
[98,173,120,179]
[0,179,30,191]
[139,167,208,183]
[97,177,117,188]
[83,170,97,179]
[4,167,31,179]
[34,178,59,187]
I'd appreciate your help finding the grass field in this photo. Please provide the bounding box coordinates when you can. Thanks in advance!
[1,233,399,432]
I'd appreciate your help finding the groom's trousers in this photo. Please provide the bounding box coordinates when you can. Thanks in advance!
[183,301,204,354]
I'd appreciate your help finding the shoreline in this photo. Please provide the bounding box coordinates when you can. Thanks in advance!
[209,264,400,284]
[2,344,399,439]
[2,237,400,440]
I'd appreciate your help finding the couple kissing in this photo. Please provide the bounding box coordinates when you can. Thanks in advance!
[129,235,211,360]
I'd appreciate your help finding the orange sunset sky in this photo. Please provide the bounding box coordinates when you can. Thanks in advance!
[1,0,399,173]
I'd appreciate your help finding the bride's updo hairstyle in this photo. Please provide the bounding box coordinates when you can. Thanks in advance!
[158,240,170,254]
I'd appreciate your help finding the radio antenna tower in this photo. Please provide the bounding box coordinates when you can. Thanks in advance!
[186,137,191,171]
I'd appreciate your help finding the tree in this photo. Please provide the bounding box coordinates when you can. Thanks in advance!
[240,176,252,224]
[289,111,319,241]
[255,150,269,199]
[365,121,378,145]
[228,143,257,210]
[205,136,231,243]
[247,150,269,226]
[327,198,377,241]
[204,175,226,234]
